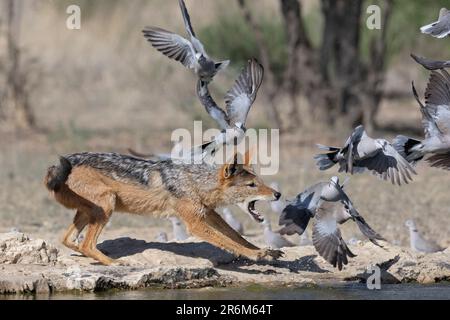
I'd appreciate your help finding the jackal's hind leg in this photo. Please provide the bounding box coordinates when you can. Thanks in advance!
[62,210,89,255]
[77,193,117,265]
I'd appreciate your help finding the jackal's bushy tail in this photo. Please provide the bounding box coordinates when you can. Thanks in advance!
[44,157,72,192]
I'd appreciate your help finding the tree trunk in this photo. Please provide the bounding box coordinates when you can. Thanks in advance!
[2,0,35,130]
[237,0,283,130]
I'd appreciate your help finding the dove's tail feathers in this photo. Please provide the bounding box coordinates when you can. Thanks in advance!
[314,146,340,171]
[354,216,385,247]
[178,0,196,37]
[215,60,230,72]
[393,135,424,164]
[316,144,340,151]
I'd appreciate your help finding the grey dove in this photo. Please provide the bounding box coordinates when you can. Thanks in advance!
[142,0,229,83]
[394,70,450,170]
[279,176,385,270]
[169,217,189,241]
[411,53,450,71]
[420,8,450,39]
[269,182,286,214]
[195,59,264,158]
[315,125,416,185]
[156,231,168,243]
[222,208,244,235]
[262,219,295,249]
[405,219,444,253]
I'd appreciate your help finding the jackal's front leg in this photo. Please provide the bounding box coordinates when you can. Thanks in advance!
[177,202,282,261]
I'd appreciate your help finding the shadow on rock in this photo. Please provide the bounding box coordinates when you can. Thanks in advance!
[97,237,235,265]
[217,254,329,275]
[346,255,401,284]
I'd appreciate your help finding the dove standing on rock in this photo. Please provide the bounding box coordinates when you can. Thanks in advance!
[269,182,286,215]
[405,219,444,253]
[279,176,385,270]
[420,8,450,39]
[156,232,168,243]
[394,70,450,170]
[262,219,295,249]
[142,0,229,83]
[169,217,189,241]
[195,59,264,157]
[222,208,244,235]
[315,125,416,185]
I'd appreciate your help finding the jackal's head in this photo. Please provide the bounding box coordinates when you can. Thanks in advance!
[218,151,280,222]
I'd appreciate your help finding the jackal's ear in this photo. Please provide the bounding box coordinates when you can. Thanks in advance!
[243,147,255,167]
[221,153,243,179]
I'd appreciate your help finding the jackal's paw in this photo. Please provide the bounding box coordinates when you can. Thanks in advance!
[257,248,284,261]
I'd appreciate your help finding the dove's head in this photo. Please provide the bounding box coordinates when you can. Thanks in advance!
[439,8,449,18]
[330,176,340,187]
[405,219,416,229]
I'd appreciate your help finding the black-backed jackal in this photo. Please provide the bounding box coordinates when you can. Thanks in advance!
[44,151,282,265]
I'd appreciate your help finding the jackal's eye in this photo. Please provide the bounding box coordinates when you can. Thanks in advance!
[246,182,257,188]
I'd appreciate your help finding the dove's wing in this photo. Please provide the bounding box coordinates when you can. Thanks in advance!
[177,0,206,55]
[426,152,450,170]
[354,142,416,185]
[225,59,264,127]
[196,80,229,130]
[278,183,326,235]
[424,70,450,137]
[143,27,197,69]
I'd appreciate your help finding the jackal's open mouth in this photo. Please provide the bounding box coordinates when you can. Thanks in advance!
[247,200,264,222]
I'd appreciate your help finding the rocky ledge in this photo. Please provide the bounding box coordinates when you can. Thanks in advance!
[0,232,449,294]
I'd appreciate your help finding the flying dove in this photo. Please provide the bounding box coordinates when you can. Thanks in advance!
[195,59,264,157]
[169,217,189,241]
[405,219,444,253]
[262,219,295,249]
[142,0,229,83]
[420,8,450,39]
[279,176,385,270]
[222,208,244,235]
[315,125,417,185]
[393,70,450,170]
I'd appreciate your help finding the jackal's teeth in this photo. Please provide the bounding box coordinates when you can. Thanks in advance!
[248,200,263,223]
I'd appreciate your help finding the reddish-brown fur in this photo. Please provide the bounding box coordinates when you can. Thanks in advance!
[44,153,282,265]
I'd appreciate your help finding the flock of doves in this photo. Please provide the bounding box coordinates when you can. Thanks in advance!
[142,1,448,270]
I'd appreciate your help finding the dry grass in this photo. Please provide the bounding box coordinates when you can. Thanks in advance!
[0,1,448,252]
